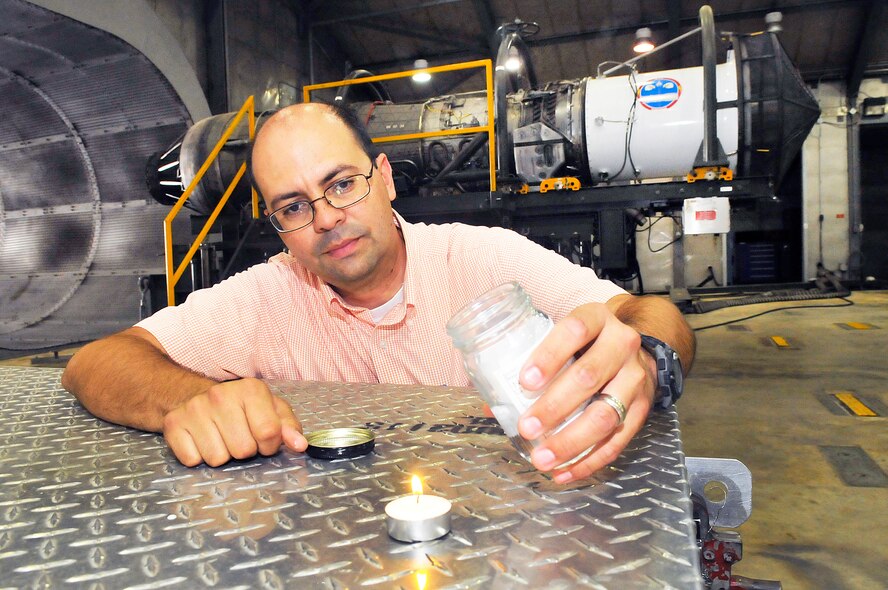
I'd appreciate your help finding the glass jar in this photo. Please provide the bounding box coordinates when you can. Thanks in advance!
[447,282,591,468]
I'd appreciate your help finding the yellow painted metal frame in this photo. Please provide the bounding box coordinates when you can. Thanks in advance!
[163,95,259,306]
[302,60,496,192]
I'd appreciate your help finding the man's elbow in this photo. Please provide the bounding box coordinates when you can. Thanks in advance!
[60,359,73,392]
[61,333,117,396]
[61,342,89,396]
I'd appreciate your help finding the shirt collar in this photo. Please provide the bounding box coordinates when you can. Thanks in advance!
[317,211,418,316]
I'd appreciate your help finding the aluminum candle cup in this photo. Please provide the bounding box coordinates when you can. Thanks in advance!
[385,494,452,542]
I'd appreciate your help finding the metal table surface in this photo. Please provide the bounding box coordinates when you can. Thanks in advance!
[0,366,702,589]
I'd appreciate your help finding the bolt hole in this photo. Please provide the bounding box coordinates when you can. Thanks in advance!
[703,480,728,504]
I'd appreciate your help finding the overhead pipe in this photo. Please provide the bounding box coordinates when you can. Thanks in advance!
[493,28,538,176]
[334,69,393,105]
[600,26,701,77]
[696,5,728,168]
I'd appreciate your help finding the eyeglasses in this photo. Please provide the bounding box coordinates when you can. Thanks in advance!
[267,162,375,233]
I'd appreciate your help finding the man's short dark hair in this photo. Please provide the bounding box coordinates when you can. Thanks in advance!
[246,102,378,199]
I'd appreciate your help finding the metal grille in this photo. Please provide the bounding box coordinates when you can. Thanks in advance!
[0,140,93,210]
[0,276,82,335]
[0,79,69,146]
[0,211,96,274]
[0,0,194,349]
[0,367,701,589]
[91,204,174,272]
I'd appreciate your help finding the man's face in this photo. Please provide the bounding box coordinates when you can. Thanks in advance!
[251,107,403,299]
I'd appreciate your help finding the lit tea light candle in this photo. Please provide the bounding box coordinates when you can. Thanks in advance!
[385,475,452,542]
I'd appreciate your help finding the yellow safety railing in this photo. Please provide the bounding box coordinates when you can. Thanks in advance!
[302,59,496,192]
[163,95,259,306]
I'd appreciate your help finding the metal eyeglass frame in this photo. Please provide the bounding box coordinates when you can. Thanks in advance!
[267,161,376,233]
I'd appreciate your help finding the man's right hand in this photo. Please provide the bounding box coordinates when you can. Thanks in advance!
[162,378,308,467]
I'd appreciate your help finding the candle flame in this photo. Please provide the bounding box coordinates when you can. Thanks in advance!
[416,570,428,590]
[411,475,423,495]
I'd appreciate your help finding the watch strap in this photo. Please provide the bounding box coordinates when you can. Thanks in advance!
[639,334,683,408]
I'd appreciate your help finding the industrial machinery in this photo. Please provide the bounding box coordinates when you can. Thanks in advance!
[145,6,819,305]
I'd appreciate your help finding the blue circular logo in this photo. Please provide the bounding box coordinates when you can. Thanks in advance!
[638,78,682,110]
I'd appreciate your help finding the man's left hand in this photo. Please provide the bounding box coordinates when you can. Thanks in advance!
[516,302,656,483]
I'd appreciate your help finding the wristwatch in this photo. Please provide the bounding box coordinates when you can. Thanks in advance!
[639,334,684,408]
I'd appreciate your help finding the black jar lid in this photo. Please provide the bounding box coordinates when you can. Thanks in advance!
[305,427,375,460]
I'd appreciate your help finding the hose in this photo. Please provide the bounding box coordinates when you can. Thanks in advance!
[433,133,489,182]
[334,70,392,105]
[692,264,849,313]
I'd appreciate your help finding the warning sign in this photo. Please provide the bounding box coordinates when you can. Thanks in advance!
[638,78,682,110]
[695,210,717,221]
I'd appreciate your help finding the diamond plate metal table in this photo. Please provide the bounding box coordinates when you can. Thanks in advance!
[0,366,702,589]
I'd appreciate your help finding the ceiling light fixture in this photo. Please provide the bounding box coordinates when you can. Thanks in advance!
[412,59,431,83]
[633,27,655,53]
[765,12,783,34]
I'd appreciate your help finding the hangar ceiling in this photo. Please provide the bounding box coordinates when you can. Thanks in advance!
[305,0,888,103]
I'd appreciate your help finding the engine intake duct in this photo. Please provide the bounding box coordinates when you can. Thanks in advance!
[734,32,821,184]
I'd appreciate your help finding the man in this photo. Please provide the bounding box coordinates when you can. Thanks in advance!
[63,103,695,484]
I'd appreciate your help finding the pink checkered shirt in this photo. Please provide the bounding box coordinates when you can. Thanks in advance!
[137,213,626,386]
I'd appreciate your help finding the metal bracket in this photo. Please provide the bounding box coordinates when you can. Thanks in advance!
[687,166,733,183]
[686,457,752,528]
[540,176,581,192]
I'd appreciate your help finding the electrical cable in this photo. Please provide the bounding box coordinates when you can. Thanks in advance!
[649,226,682,252]
[389,159,422,186]
[691,297,854,331]
[636,214,683,253]
[818,120,852,128]
[695,266,722,288]
[626,69,641,182]
[610,67,639,181]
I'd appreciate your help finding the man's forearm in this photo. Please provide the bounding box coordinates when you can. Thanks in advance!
[607,294,696,374]
[61,328,217,432]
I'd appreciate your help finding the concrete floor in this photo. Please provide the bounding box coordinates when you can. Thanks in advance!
[682,290,888,589]
[3,291,886,588]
